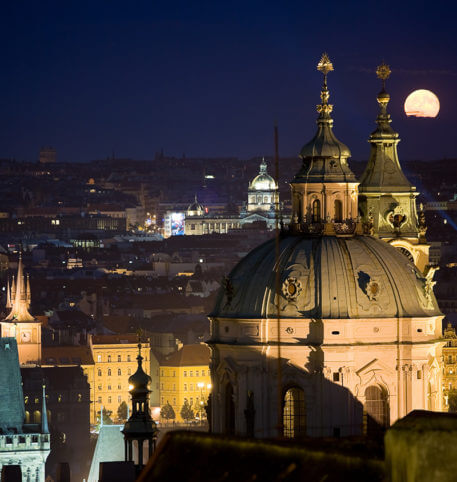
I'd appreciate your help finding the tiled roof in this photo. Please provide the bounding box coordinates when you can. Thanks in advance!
[162,344,210,367]
[42,345,94,365]
[92,333,141,345]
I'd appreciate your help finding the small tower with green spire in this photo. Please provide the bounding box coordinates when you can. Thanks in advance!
[358,62,430,272]
[122,334,158,472]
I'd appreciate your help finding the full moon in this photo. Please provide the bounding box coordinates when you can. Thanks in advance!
[404,89,440,118]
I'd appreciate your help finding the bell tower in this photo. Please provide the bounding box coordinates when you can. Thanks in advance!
[358,63,429,271]
[1,253,42,365]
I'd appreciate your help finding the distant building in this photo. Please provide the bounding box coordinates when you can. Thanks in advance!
[442,323,457,410]
[39,146,57,164]
[90,334,151,424]
[183,159,279,236]
[0,338,50,481]
[159,344,211,423]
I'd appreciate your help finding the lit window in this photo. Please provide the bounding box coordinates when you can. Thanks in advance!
[97,355,102,362]
[108,385,111,390]
[196,371,199,377]
[118,369,122,376]
[283,387,306,438]
[98,385,102,391]
[108,396,112,404]
[118,384,122,390]
[98,369,102,376]
[190,371,193,377]
[108,355,111,362]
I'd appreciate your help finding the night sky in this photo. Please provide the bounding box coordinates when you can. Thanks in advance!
[0,1,455,163]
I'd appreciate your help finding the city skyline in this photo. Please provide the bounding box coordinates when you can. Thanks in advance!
[0,0,455,162]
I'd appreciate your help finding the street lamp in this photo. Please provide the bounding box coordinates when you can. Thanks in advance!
[197,383,212,425]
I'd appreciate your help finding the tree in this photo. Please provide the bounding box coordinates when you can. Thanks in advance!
[97,409,114,426]
[160,402,176,423]
[448,390,457,412]
[117,401,128,421]
[180,400,195,424]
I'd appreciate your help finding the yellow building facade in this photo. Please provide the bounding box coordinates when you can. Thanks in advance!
[90,334,150,424]
[442,323,457,410]
[160,344,211,423]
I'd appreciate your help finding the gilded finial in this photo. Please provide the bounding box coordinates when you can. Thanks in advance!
[317,53,334,76]
[375,61,391,114]
[316,53,334,117]
[136,328,143,356]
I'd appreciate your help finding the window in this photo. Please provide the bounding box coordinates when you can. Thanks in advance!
[190,371,193,377]
[196,370,199,377]
[449,355,453,363]
[118,396,122,403]
[191,224,195,230]
[161,397,164,405]
[118,369,122,376]
[118,384,122,390]
[184,384,187,391]
[161,383,163,390]
[161,370,164,377]
[108,355,111,362]
[173,398,176,405]
[97,355,102,362]
[190,398,193,406]
[312,199,321,223]
[108,369,111,376]
[98,385,102,391]
[108,385,111,390]
[108,396,112,404]
[190,384,193,391]
[202,370,205,376]
[283,387,306,438]
[364,385,389,435]
[98,369,102,376]
[98,397,102,403]
[127,355,131,362]
[173,384,176,391]
[334,200,343,222]
[333,372,340,382]
[184,371,187,377]
[118,355,121,362]
[128,369,131,375]
[173,371,176,377]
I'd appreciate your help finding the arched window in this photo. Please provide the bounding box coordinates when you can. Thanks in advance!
[98,369,102,377]
[364,385,389,435]
[224,382,235,435]
[33,410,41,424]
[25,411,31,423]
[283,387,306,438]
[334,200,343,222]
[312,200,321,223]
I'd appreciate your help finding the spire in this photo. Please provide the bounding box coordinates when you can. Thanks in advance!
[6,277,11,309]
[359,62,413,191]
[297,53,354,173]
[26,274,31,308]
[5,252,35,322]
[10,275,16,303]
[41,384,49,434]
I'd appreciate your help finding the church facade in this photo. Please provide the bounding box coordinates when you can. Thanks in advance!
[208,56,443,439]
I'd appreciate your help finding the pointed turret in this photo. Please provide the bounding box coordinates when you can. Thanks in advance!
[41,384,49,434]
[6,276,11,310]
[358,63,429,271]
[26,274,31,308]
[5,252,35,322]
[290,54,359,234]
[11,275,16,304]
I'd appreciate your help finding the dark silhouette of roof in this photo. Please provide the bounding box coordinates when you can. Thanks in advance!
[162,344,210,367]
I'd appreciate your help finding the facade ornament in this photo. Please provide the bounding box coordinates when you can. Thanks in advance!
[366,279,381,301]
[282,277,302,301]
[418,203,427,240]
[423,265,439,304]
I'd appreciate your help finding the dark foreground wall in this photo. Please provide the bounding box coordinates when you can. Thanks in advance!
[137,431,385,482]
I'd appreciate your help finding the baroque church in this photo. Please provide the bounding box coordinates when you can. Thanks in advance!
[208,55,443,438]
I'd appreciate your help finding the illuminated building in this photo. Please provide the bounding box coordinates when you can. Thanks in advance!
[0,338,50,481]
[358,63,430,272]
[90,334,151,424]
[159,344,211,422]
[208,55,443,439]
[442,323,457,410]
[183,159,279,235]
[1,254,42,365]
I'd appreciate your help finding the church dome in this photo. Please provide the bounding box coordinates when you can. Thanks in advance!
[210,235,441,320]
[187,195,204,216]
